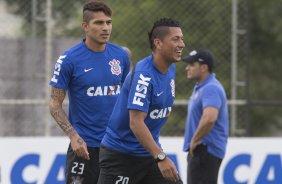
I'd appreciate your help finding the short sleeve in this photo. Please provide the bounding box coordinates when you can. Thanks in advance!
[49,54,73,90]
[127,71,152,113]
[201,85,222,110]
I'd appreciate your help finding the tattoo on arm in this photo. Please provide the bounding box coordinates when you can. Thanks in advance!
[50,87,76,137]
[50,87,66,101]
[77,138,84,145]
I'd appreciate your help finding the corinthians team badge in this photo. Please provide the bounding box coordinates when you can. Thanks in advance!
[109,59,121,75]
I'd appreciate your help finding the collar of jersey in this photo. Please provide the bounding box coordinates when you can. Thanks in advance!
[195,73,216,90]
[82,38,108,53]
[150,54,170,75]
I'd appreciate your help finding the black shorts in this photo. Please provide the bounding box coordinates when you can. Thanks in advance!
[187,144,222,184]
[98,145,183,184]
[65,144,100,184]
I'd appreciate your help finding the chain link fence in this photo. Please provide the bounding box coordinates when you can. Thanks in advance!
[0,0,281,137]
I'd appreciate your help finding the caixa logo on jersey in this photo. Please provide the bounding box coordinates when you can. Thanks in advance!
[223,153,282,184]
[87,85,121,96]
[150,107,172,119]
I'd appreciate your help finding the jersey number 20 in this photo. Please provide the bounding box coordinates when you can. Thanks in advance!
[115,176,129,184]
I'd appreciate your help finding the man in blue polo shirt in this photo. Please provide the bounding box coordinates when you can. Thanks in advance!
[49,1,130,183]
[182,49,229,184]
[98,18,185,184]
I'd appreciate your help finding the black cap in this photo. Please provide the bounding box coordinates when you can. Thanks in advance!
[182,49,214,69]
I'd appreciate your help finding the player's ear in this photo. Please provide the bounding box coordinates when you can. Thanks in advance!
[82,22,88,32]
[154,38,162,49]
[201,64,208,72]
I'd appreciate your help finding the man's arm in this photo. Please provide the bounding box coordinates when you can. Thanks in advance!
[49,86,89,160]
[129,110,179,182]
[190,107,219,156]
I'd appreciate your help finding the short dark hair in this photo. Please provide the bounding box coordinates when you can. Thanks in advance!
[83,1,112,23]
[148,18,181,50]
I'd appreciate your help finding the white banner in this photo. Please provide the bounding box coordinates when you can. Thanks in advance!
[0,137,281,184]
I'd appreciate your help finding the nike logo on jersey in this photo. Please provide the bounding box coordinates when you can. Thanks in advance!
[156,92,163,96]
[84,68,94,72]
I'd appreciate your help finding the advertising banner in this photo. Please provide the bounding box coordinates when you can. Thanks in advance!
[0,137,281,184]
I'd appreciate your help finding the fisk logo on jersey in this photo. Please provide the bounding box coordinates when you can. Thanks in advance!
[150,107,172,119]
[51,55,66,83]
[170,79,175,97]
[109,59,121,75]
[132,74,151,106]
[87,85,121,96]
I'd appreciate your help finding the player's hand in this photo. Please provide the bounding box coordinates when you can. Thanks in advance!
[70,134,90,160]
[190,139,201,157]
[158,157,180,182]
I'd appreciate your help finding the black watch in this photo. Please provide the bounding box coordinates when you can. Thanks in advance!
[155,152,166,163]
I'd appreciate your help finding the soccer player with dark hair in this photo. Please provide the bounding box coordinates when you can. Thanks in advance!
[49,1,130,183]
[98,18,185,184]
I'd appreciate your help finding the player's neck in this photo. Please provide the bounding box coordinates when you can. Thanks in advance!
[85,38,106,52]
[152,54,170,74]
[198,72,210,84]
